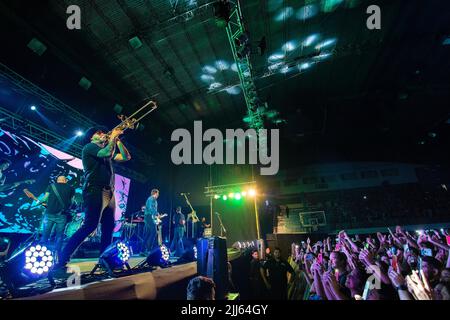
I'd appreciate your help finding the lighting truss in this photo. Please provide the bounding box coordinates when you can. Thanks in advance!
[204,181,256,198]
[0,62,96,127]
[0,106,147,183]
[0,63,152,182]
[225,1,265,131]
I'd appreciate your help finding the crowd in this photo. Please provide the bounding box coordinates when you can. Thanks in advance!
[188,226,450,300]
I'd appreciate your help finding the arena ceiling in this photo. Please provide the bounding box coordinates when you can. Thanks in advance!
[0,0,449,168]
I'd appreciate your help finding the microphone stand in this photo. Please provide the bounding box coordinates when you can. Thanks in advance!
[215,213,227,238]
[182,193,197,239]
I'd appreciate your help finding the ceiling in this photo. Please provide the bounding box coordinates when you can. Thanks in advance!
[0,0,449,170]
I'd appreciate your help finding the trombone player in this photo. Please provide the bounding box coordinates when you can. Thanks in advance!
[56,126,131,270]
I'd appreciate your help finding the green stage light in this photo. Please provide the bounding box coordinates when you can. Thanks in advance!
[235,193,242,200]
[214,195,220,199]
[241,191,247,197]
[222,195,228,200]
[228,193,235,199]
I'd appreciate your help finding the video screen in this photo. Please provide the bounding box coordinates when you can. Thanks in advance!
[0,127,130,234]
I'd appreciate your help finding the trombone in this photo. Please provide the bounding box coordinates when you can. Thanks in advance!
[106,100,157,138]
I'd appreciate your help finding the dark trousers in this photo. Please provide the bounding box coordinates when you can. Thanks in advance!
[41,213,67,260]
[170,227,185,256]
[142,215,157,253]
[60,187,115,265]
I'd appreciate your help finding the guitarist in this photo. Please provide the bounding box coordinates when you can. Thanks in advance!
[170,206,185,257]
[40,176,75,260]
[141,189,160,255]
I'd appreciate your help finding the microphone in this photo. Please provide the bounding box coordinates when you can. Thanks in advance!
[215,212,220,216]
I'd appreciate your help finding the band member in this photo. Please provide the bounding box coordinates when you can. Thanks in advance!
[142,189,159,255]
[170,206,185,256]
[57,126,131,269]
[200,217,211,238]
[40,176,75,259]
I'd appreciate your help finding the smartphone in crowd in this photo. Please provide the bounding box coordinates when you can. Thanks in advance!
[421,248,433,257]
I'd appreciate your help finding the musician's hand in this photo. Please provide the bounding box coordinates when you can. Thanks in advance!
[110,128,124,140]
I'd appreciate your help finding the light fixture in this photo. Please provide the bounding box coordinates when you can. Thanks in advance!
[0,241,55,294]
[30,106,37,111]
[75,130,84,137]
[213,0,232,27]
[141,245,171,268]
[92,241,131,276]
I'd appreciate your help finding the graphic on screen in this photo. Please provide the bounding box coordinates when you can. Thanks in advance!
[0,127,130,234]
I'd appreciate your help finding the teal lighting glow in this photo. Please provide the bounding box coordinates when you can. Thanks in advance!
[280,65,290,74]
[268,62,284,71]
[231,63,238,72]
[201,74,215,82]
[202,65,217,74]
[302,34,319,47]
[282,41,298,52]
[322,0,344,13]
[268,52,285,63]
[274,7,293,22]
[209,82,222,90]
[298,62,311,71]
[296,4,319,20]
[314,52,333,60]
[225,86,241,95]
[315,38,337,50]
[215,60,230,71]
[268,0,283,12]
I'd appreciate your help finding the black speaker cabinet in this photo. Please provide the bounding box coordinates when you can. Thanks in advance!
[196,237,228,300]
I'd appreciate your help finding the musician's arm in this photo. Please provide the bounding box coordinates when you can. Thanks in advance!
[97,138,117,158]
[40,192,50,203]
[114,139,131,162]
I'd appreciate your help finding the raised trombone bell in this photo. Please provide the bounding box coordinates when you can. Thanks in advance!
[106,100,157,138]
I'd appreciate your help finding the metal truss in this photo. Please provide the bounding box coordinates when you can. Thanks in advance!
[0,106,147,183]
[225,1,265,131]
[0,62,96,127]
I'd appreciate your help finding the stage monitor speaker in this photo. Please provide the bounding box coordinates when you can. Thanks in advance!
[196,237,228,300]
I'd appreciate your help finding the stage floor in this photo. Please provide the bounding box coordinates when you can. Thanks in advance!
[14,248,244,300]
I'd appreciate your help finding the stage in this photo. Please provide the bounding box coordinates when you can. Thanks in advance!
[13,248,243,300]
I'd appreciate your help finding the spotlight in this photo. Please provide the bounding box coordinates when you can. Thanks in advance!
[30,106,37,111]
[222,195,228,200]
[75,130,84,137]
[0,241,55,293]
[235,193,242,200]
[140,245,171,268]
[248,189,256,197]
[213,0,232,27]
[91,240,131,276]
[214,194,220,199]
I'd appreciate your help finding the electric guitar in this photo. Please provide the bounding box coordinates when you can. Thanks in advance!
[0,179,35,192]
[153,213,168,225]
[23,188,47,208]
